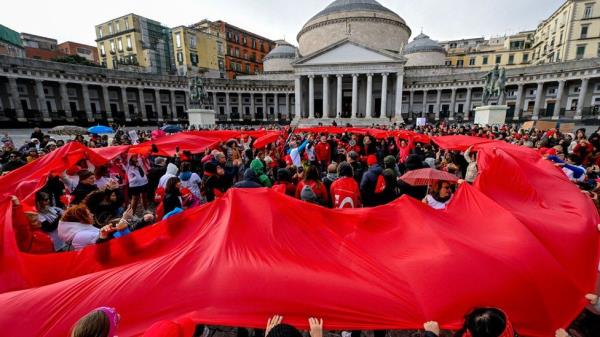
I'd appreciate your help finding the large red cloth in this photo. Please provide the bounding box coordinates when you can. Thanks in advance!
[0,138,598,337]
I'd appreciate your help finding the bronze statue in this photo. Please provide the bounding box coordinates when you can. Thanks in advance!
[482,65,506,105]
[189,77,208,107]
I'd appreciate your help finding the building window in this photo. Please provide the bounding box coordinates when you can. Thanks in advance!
[190,36,197,49]
[242,37,247,45]
[584,4,593,18]
[235,48,240,57]
[117,39,123,52]
[125,20,129,30]
[175,33,182,48]
[445,60,451,66]
[482,56,488,65]
[508,54,514,65]
[523,53,529,63]
[190,53,198,65]
[469,58,475,66]
[126,36,132,50]
[456,59,464,67]
[108,24,113,34]
[218,59,225,71]
[110,41,115,53]
[252,39,256,49]
[98,27,103,38]
[177,52,183,65]
[576,44,586,59]
[100,44,106,56]
[581,25,589,39]
[495,55,502,64]
[245,63,250,73]
[116,22,120,33]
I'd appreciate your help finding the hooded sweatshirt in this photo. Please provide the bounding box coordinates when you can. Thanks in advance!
[158,163,179,188]
[250,159,272,187]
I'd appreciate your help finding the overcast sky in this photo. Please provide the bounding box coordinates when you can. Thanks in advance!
[2,0,565,46]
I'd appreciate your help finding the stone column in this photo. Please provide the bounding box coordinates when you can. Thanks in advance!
[155,90,163,121]
[552,80,565,120]
[262,93,267,121]
[408,90,414,120]
[422,90,427,118]
[102,86,113,121]
[575,78,589,120]
[212,91,217,111]
[238,92,243,120]
[532,82,544,120]
[171,90,178,121]
[295,76,302,118]
[35,80,51,121]
[285,93,290,120]
[8,77,25,121]
[394,72,404,122]
[274,93,279,120]
[58,82,71,121]
[435,89,442,121]
[139,88,148,121]
[225,92,231,121]
[449,88,457,121]
[81,84,93,122]
[351,74,358,119]
[380,73,388,119]
[366,73,373,118]
[464,88,472,120]
[513,84,524,121]
[308,75,315,119]
[322,75,329,119]
[336,74,343,118]
[121,87,131,121]
[250,93,256,121]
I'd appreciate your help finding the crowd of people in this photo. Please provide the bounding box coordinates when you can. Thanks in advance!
[2,122,600,336]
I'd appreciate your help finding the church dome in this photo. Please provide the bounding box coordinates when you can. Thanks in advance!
[403,32,447,67]
[263,40,298,73]
[297,0,411,56]
[404,33,445,54]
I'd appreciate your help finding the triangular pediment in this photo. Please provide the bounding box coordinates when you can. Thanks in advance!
[294,39,404,66]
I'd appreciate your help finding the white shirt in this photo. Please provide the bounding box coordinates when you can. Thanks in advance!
[179,172,202,198]
[425,194,452,210]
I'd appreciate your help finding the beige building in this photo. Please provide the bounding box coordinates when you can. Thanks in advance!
[442,0,600,69]
[171,26,225,77]
[95,14,173,74]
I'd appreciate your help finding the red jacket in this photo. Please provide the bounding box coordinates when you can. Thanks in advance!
[330,177,361,208]
[315,142,331,162]
[12,204,54,254]
[295,180,329,204]
[272,182,296,197]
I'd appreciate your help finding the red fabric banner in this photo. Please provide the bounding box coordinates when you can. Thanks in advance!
[0,138,597,337]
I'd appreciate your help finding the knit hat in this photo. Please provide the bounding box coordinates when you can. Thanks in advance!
[300,185,319,204]
[367,155,378,166]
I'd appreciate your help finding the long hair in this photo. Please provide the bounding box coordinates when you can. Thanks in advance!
[61,204,93,225]
[35,191,50,212]
[303,165,322,184]
[70,310,110,337]
[165,177,180,195]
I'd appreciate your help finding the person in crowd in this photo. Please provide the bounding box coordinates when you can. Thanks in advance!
[35,191,66,251]
[147,157,167,200]
[126,154,149,212]
[159,163,179,188]
[272,168,296,197]
[464,146,478,184]
[265,315,322,337]
[330,162,361,209]
[378,168,399,204]
[95,166,112,190]
[296,165,328,205]
[423,180,454,210]
[11,196,54,254]
[26,147,39,163]
[2,151,26,173]
[58,204,129,250]
[360,155,383,207]
[202,162,226,201]
[179,161,202,199]
[250,158,272,187]
[234,167,264,189]
[72,170,99,205]
[163,177,183,215]
[315,135,332,172]
[30,127,44,143]
[322,163,338,206]
[288,138,308,168]
[70,306,120,337]
[423,307,517,337]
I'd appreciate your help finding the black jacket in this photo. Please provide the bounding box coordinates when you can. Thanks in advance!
[233,168,262,189]
[163,192,182,214]
[72,183,98,205]
[360,164,383,207]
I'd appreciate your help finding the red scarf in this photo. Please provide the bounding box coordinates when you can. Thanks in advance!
[462,311,515,337]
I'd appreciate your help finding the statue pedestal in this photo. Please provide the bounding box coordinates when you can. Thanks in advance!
[187,108,216,127]
[474,105,508,126]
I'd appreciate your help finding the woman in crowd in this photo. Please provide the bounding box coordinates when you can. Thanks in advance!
[71,170,98,205]
[126,154,149,213]
[35,191,65,251]
[295,165,328,205]
[272,168,296,197]
[423,180,454,210]
[58,204,128,251]
[179,161,202,199]
[163,177,183,215]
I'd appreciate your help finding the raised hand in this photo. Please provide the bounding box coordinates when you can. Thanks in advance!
[308,317,323,337]
[423,321,440,336]
[265,315,283,336]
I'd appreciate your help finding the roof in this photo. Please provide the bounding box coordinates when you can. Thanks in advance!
[264,40,297,61]
[0,24,23,48]
[308,0,402,22]
[404,33,445,54]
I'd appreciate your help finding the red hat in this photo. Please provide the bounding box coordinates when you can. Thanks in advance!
[367,155,378,166]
